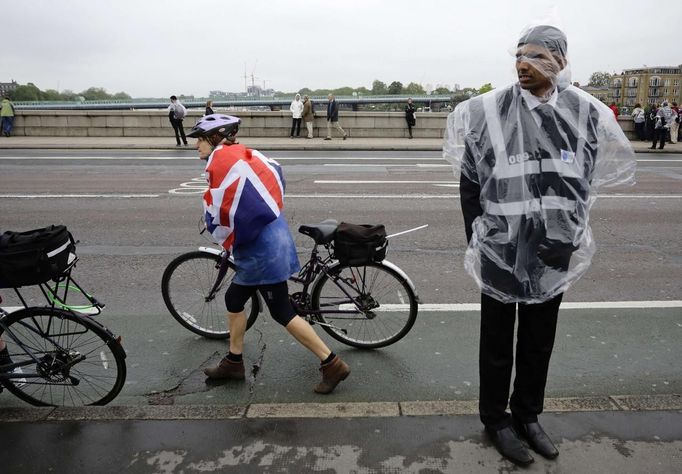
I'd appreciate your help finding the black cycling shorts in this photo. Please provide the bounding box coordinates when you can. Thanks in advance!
[224,281,296,326]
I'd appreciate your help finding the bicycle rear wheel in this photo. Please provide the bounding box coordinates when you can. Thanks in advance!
[0,307,126,406]
[311,262,418,349]
[161,251,259,339]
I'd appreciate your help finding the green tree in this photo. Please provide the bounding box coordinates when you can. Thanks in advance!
[588,71,612,87]
[387,81,403,95]
[79,87,111,100]
[434,87,451,95]
[332,86,354,96]
[59,89,79,101]
[42,89,63,101]
[404,82,425,95]
[371,80,387,95]
[477,83,494,94]
[11,83,43,101]
[112,91,132,100]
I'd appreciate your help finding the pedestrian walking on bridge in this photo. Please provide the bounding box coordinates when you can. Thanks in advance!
[325,94,347,140]
[444,23,635,467]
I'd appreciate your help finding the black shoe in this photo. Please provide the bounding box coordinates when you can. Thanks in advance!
[649,146,656,149]
[486,425,534,466]
[513,420,559,460]
[659,147,665,150]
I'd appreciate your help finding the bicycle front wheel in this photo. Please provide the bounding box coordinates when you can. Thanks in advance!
[0,307,126,406]
[161,251,259,339]
[311,262,418,349]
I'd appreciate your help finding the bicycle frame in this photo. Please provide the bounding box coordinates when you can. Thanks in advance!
[196,241,418,322]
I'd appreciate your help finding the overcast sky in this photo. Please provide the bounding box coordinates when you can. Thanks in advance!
[4,0,681,98]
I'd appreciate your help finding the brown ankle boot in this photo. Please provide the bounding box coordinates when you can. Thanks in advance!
[203,357,245,380]
[314,355,350,394]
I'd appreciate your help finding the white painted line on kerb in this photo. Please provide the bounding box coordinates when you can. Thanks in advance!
[0,194,159,198]
[340,301,682,312]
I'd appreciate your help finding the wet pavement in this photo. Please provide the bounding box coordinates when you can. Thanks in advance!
[2,408,681,473]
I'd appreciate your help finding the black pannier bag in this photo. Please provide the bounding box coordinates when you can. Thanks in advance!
[333,222,388,266]
[0,225,76,288]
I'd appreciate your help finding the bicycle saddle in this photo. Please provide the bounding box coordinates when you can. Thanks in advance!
[298,219,339,244]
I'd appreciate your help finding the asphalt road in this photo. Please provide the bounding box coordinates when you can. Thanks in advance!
[0,150,680,408]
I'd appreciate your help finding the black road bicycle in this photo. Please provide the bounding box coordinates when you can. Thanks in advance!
[0,257,126,407]
[162,219,420,349]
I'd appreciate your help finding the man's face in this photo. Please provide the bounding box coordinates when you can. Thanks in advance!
[515,44,564,93]
[196,137,213,161]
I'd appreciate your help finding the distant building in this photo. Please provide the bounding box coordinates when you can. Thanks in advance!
[609,65,682,106]
[580,85,610,103]
[246,85,274,97]
[209,90,229,98]
[0,80,18,96]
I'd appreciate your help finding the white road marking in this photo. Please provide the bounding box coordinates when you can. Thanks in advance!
[286,194,459,199]
[636,159,682,162]
[0,156,197,160]
[339,301,682,312]
[3,192,681,200]
[1,306,101,314]
[0,156,678,162]
[0,156,445,162]
[0,194,159,198]
[315,180,458,184]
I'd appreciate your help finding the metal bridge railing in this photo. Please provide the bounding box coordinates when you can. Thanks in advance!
[14,95,453,111]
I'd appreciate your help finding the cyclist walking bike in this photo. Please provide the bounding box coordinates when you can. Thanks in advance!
[179,114,351,394]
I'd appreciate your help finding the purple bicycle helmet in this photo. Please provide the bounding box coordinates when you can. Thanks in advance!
[187,114,241,141]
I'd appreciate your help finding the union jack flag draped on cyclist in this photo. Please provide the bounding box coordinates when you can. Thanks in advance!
[203,144,286,252]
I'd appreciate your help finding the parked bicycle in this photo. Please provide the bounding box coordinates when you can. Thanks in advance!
[162,219,421,349]
[0,225,126,406]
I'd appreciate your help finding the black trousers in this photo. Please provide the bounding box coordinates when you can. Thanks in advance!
[171,119,187,145]
[652,128,667,149]
[290,118,302,137]
[479,292,562,429]
[634,122,645,140]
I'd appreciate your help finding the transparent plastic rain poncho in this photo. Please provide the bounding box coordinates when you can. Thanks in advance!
[443,25,636,304]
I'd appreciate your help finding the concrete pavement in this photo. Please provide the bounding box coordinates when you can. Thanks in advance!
[0,134,681,152]
[1,402,681,473]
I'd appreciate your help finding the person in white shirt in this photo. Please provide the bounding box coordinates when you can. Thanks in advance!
[289,93,304,138]
[631,103,646,140]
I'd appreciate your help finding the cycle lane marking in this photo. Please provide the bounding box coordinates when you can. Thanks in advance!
[337,301,682,311]
[0,194,160,198]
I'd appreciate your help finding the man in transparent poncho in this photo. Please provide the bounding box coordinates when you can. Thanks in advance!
[443,24,635,466]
